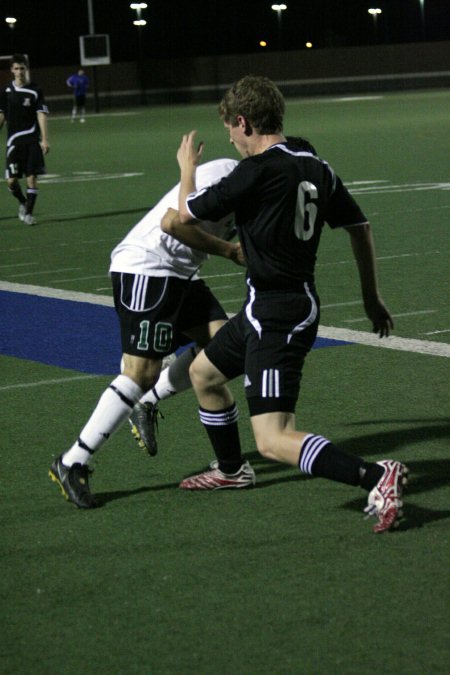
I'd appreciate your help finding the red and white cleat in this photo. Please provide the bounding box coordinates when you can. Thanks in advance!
[364,460,409,533]
[180,460,256,490]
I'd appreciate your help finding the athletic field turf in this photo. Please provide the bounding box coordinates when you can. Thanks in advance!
[1,89,449,674]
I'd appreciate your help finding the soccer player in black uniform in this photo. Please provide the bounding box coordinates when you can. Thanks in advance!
[162,75,408,533]
[0,54,49,226]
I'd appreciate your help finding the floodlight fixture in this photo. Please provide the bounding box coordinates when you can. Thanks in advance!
[130,2,148,104]
[368,8,382,43]
[5,16,17,28]
[271,4,287,48]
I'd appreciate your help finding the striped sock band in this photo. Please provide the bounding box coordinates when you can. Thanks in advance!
[299,433,363,486]
[199,404,239,427]
[198,404,242,472]
[299,434,330,475]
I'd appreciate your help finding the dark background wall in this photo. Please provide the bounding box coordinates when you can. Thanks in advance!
[7,41,450,110]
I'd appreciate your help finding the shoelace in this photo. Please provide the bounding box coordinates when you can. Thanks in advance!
[150,406,164,434]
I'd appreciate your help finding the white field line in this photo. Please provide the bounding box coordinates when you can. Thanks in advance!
[0,238,119,255]
[1,281,448,360]
[318,326,450,358]
[0,262,38,269]
[343,309,437,323]
[321,300,362,308]
[422,329,450,335]
[0,374,102,392]
[53,112,141,121]
[220,298,248,304]
[38,172,144,185]
[201,272,244,280]
[346,180,388,186]
[6,267,82,279]
[0,280,114,306]
[319,250,441,268]
[335,96,383,102]
[349,182,450,195]
[52,274,109,283]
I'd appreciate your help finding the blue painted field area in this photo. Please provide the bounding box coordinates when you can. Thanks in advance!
[0,291,350,374]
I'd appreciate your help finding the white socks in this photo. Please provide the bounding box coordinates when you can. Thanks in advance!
[62,349,197,467]
[140,347,197,405]
[62,375,143,467]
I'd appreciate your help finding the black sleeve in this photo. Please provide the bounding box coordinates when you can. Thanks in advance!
[187,160,256,222]
[0,86,6,115]
[324,175,368,229]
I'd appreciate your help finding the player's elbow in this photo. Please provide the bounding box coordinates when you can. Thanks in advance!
[345,221,371,239]
[179,208,197,225]
[160,220,171,235]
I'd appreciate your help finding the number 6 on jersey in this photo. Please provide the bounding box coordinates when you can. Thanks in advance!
[294,181,318,241]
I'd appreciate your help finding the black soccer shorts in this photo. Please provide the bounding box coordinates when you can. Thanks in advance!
[204,285,320,415]
[111,272,227,359]
[6,142,46,179]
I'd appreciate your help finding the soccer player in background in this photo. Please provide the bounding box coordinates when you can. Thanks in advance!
[162,75,409,533]
[66,67,89,123]
[0,54,49,226]
[49,157,249,509]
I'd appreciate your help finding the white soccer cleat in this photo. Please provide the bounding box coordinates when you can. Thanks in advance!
[24,213,37,226]
[18,204,27,222]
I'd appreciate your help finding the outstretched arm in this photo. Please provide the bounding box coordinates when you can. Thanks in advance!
[345,222,394,337]
[161,207,245,267]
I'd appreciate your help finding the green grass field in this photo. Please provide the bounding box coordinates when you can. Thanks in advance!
[1,89,449,674]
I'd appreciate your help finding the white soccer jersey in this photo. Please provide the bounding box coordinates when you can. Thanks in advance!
[110,158,239,279]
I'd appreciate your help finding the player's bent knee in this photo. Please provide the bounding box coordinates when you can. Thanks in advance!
[254,435,281,461]
[189,359,209,392]
[189,354,223,392]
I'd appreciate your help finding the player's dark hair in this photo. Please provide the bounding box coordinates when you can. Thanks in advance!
[10,54,28,67]
[219,75,285,134]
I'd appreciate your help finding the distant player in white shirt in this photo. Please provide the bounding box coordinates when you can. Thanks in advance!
[49,158,245,509]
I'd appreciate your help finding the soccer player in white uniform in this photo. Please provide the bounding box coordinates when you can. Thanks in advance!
[49,158,247,508]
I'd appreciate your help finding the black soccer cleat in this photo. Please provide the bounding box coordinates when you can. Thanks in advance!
[49,455,98,509]
[129,401,161,456]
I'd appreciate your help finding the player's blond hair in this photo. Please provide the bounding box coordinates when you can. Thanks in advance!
[218,75,285,134]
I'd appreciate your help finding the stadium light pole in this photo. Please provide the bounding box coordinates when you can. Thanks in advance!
[130,3,147,104]
[5,17,17,51]
[271,4,287,50]
[368,8,382,44]
[418,0,426,40]
[86,0,100,113]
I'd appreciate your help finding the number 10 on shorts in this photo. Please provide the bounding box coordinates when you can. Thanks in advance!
[137,320,173,352]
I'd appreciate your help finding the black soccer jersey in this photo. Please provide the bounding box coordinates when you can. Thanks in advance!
[186,141,367,290]
[0,81,49,146]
